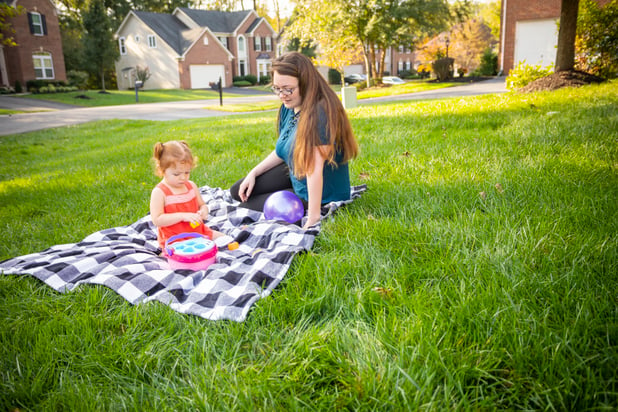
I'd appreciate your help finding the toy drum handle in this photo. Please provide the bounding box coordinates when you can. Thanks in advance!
[165,232,208,256]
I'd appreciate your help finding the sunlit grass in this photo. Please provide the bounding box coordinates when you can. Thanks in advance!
[0,82,616,410]
[357,78,460,99]
[204,100,282,112]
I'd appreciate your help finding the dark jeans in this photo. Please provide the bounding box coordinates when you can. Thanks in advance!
[230,163,298,212]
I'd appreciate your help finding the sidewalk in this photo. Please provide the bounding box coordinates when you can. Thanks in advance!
[0,78,507,136]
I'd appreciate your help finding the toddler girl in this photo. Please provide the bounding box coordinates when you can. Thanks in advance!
[150,140,228,251]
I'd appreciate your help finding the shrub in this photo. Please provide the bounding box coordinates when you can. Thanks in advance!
[243,74,258,85]
[47,84,56,93]
[478,48,498,76]
[433,57,454,81]
[233,80,252,87]
[67,70,89,89]
[135,65,151,87]
[328,68,341,85]
[259,75,271,85]
[506,61,554,90]
[14,80,22,93]
[38,86,49,93]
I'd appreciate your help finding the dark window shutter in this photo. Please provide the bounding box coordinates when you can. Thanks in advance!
[42,15,47,35]
[28,12,34,34]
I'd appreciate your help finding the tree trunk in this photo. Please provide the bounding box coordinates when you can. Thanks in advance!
[555,0,579,72]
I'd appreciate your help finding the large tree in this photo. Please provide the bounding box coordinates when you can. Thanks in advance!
[82,0,118,91]
[288,0,454,86]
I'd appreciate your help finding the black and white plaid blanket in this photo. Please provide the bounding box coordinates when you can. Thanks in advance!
[0,185,366,322]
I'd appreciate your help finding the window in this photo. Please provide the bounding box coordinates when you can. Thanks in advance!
[119,37,127,55]
[203,36,208,45]
[398,60,404,72]
[218,36,228,49]
[398,45,404,53]
[254,35,261,51]
[238,36,245,54]
[33,52,54,79]
[265,37,272,52]
[148,35,156,48]
[134,35,140,43]
[28,12,46,36]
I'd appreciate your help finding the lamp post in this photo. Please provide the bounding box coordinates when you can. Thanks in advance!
[445,37,450,58]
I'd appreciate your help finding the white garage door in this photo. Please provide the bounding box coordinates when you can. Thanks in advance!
[514,19,558,68]
[190,64,225,89]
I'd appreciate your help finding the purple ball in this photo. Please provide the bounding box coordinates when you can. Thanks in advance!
[263,190,305,223]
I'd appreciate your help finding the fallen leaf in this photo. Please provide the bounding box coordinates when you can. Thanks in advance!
[373,287,392,297]
[479,191,487,200]
[402,151,410,157]
[495,183,504,193]
[359,172,370,180]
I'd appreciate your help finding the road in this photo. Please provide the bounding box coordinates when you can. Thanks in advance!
[0,78,507,136]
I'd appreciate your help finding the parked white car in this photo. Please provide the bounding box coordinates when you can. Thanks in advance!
[382,76,405,85]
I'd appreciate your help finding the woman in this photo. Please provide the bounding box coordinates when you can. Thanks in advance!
[230,52,359,229]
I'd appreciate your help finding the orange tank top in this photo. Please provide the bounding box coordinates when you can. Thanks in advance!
[156,181,213,249]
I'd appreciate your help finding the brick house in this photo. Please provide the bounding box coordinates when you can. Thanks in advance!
[0,0,66,89]
[114,8,277,90]
[498,0,611,74]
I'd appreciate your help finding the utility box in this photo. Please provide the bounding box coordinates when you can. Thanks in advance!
[341,86,357,109]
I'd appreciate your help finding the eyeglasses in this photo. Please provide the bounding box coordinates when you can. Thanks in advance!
[270,86,297,96]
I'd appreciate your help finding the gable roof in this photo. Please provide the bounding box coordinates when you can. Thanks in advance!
[176,8,253,34]
[131,10,193,55]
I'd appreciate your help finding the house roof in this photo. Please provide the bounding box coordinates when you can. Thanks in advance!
[132,10,193,55]
[176,8,253,34]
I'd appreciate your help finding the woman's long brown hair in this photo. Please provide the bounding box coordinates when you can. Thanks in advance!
[273,52,359,178]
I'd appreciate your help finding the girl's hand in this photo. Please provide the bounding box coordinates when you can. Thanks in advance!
[198,205,209,220]
[184,212,203,226]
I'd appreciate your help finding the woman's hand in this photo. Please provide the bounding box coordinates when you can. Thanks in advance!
[238,172,256,202]
[303,145,327,230]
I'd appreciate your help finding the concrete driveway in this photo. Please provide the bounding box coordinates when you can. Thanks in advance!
[0,78,507,136]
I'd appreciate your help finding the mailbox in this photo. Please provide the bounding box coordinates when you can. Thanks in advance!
[135,80,143,88]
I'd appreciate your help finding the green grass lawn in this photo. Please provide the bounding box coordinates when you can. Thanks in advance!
[21,88,260,107]
[1,83,616,410]
[17,79,458,112]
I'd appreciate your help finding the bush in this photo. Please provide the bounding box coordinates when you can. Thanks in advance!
[233,80,252,87]
[432,57,454,81]
[67,70,89,89]
[243,74,257,85]
[478,48,498,76]
[506,61,554,90]
[14,80,22,93]
[259,75,271,85]
[328,69,341,85]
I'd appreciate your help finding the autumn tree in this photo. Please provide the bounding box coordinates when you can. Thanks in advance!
[448,18,495,71]
[0,3,25,47]
[288,0,453,86]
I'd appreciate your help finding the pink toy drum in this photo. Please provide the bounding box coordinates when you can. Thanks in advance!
[164,233,217,271]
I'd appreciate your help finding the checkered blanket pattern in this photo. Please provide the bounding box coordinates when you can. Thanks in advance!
[0,185,366,322]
